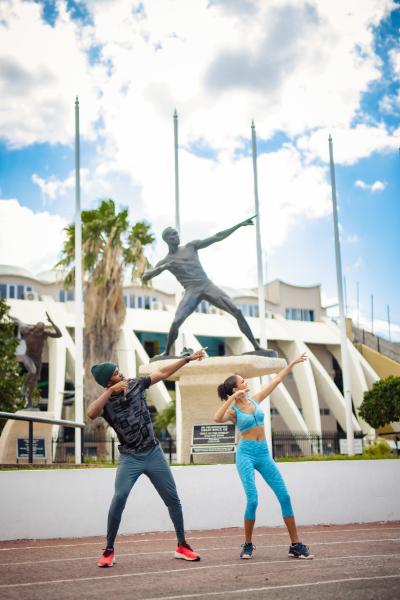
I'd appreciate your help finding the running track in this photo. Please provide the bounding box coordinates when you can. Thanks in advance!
[0,522,399,599]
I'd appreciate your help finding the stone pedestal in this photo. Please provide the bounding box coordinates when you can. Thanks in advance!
[0,411,54,464]
[140,355,286,464]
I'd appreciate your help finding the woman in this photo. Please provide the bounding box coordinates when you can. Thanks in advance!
[214,352,313,560]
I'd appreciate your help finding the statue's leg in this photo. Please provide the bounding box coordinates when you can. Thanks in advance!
[165,291,200,354]
[21,355,38,408]
[203,286,262,350]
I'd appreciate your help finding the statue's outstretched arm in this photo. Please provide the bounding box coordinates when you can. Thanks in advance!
[142,258,168,282]
[9,315,27,335]
[189,215,256,250]
[45,312,62,339]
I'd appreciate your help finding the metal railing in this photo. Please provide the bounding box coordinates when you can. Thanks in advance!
[271,431,365,458]
[52,432,176,464]
[352,325,400,363]
[0,412,85,464]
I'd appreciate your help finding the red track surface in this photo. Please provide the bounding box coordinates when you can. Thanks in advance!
[1,522,399,600]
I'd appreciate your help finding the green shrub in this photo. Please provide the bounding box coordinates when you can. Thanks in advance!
[363,439,392,457]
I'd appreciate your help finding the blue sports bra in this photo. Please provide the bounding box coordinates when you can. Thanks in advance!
[232,398,265,433]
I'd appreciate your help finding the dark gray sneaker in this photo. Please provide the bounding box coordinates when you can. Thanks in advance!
[288,542,314,559]
[240,542,256,559]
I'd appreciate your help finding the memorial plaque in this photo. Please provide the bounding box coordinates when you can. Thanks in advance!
[191,424,236,454]
[17,438,46,459]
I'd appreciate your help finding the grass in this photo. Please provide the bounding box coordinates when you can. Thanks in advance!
[1,453,399,469]
[276,453,400,462]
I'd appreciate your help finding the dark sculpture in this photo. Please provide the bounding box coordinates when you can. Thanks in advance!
[12,312,62,409]
[143,216,276,359]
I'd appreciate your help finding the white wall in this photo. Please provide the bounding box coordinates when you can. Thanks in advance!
[0,460,399,541]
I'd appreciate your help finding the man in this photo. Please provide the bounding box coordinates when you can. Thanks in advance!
[89,349,205,567]
[12,312,62,409]
[142,216,263,357]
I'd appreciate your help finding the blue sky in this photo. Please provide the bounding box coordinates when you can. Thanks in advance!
[0,0,399,339]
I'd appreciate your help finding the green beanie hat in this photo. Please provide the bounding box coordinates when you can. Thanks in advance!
[91,362,117,387]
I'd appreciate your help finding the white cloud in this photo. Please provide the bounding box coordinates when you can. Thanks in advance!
[32,172,76,201]
[346,234,360,244]
[1,0,395,156]
[297,124,400,166]
[1,0,398,290]
[0,199,67,272]
[389,47,400,78]
[31,143,332,287]
[355,179,386,192]
[379,92,400,114]
[0,0,104,147]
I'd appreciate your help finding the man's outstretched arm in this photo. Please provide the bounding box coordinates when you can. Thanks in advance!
[149,349,205,384]
[188,215,256,250]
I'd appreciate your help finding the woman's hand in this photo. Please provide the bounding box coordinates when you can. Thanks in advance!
[289,352,308,368]
[229,390,246,403]
[110,379,128,395]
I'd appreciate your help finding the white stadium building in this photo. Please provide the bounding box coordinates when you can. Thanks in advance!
[0,263,381,456]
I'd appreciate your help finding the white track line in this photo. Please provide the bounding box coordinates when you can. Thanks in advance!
[143,575,400,600]
[1,525,399,552]
[1,539,399,567]
[1,552,400,589]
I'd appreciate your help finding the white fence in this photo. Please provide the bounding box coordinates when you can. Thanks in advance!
[0,460,399,540]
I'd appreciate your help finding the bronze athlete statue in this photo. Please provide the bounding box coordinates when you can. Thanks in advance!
[143,216,275,359]
[12,312,62,409]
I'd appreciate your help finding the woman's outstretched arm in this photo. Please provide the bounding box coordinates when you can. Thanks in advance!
[253,353,307,403]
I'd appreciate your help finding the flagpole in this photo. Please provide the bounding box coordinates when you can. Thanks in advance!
[74,97,84,464]
[251,121,272,452]
[356,281,360,329]
[173,109,180,235]
[371,294,374,335]
[328,134,354,455]
[173,109,184,462]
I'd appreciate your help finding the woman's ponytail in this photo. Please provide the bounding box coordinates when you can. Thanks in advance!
[217,375,238,401]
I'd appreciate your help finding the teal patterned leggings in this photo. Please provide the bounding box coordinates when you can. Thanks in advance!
[107,445,185,548]
[236,440,294,520]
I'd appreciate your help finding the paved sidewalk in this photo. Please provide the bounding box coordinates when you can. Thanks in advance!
[0,522,399,599]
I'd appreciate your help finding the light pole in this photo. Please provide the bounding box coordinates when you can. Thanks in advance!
[328,134,354,455]
[74,97,84,465]
[173,109,180,235]
[251,121,272,452]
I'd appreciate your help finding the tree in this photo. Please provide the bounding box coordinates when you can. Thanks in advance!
[0,298,25,428]
[57,199,154,411]
[153,394,176,436]
[359,376,400,428]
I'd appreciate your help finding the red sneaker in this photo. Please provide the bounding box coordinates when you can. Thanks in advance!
[175,542,200,561]
[97,548,115,568]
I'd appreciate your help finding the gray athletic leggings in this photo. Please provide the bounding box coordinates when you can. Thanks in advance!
[107,444,185,548]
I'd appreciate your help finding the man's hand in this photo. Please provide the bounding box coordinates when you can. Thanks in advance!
[110,379,128,395]
[240,214,257,227]
[187,349,206,362]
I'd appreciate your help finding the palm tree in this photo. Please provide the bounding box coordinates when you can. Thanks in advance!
[57,199,154,412]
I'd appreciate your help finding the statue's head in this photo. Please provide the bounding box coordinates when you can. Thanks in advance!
[34,322,45,332]
[162,227,180,247]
